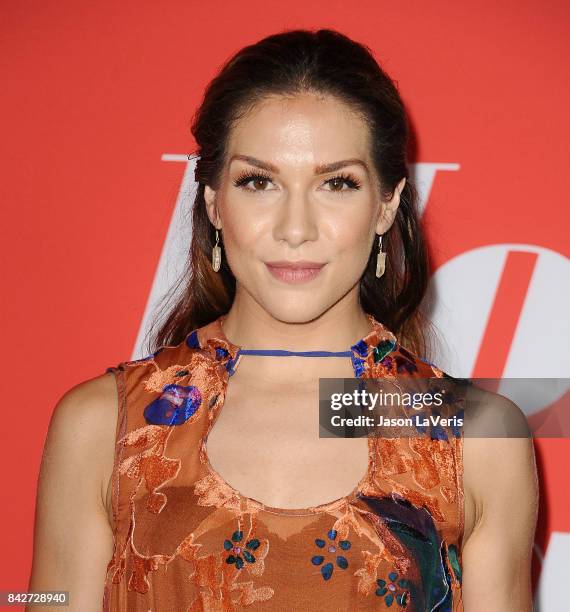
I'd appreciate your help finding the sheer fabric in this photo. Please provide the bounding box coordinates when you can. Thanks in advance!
[102,313,464,611]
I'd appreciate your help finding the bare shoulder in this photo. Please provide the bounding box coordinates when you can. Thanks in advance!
[55,369,119,416]
[462,384,539,543]
[460,386,539,610]
[27,372,121,609]
[49,371,119,452]
[45,371,119,519]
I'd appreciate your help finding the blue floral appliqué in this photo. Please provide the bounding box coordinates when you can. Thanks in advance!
[375,570,410,607]
[311,529,351,581]
[186,330,200,349]
[143,384,202,425]
[350,338,370,377]
[351,337,397,377]
[224,530,260,569]
[215,346,229,360]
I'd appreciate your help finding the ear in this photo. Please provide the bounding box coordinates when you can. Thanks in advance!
[376,177,406,235]
[204,185,221,229]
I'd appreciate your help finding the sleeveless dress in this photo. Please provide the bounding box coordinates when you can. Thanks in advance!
[102,313,465,611]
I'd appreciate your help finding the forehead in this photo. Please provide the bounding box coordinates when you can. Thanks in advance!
[226,92,371,167]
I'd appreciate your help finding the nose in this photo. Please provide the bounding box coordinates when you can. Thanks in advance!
[272,186,318,247]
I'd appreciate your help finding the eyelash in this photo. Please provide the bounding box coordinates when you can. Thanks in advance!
[232,171,362,193]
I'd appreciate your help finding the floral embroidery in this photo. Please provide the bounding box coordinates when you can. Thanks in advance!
[144,383,202,425]
[216,346,230,360]
[116,425,181,514]
[124,348,164,366]
[186,329,200,349]
[194,470,242,511]
[104,313,463,610]
[311,529,351,581]
[350,320,400,377]
[224,530,261,569]
[375,570,410,607]
[373,338,397,363]
[182,529,274,609]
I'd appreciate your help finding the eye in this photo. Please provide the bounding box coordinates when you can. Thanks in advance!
[323,173,362,192]
[232,170,363,193]
[233,171,274,192]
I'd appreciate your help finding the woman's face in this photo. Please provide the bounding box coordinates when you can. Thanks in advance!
[205,92,405,322]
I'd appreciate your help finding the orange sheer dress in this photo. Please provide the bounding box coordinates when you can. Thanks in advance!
[102,313,464,611]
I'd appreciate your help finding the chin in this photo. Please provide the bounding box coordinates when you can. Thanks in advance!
[258,298,333,325]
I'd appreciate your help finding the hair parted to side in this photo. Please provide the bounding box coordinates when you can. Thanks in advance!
[147,28,436,358]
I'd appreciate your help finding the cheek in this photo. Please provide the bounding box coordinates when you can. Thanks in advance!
[220,205,265,265]
[327,214,375,260]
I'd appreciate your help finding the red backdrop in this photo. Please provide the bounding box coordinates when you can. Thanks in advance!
[2,1,568,608]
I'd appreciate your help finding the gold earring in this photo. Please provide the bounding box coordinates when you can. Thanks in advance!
[212,228,221,272]
[375,234,386,278]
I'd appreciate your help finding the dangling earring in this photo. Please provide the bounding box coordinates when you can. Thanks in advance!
[212,228,222,272]
[375,233,386,278]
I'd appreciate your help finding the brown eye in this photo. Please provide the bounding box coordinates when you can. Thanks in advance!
[233,172,274,192]
[323,174,362,192]
[252,177,270,190]
[328,177,345,191]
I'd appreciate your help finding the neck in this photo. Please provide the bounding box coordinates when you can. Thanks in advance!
[220,302,374,353]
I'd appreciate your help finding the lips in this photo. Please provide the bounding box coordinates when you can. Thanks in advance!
[265,261,326,284]
[265,260,325,269]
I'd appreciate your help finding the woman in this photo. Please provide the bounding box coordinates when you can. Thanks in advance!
[28,29,538,611]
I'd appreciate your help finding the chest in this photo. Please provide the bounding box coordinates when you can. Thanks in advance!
[104,368,474,552]
[205,375,371,510]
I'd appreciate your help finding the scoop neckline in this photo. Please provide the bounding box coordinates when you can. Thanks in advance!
[195,311,392,516]
[201,436,372,516]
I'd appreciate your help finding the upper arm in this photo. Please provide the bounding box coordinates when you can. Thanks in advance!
[462,394,539,611]
[27,372,120,612]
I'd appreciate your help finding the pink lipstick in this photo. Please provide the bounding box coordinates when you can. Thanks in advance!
[265,260,325,284]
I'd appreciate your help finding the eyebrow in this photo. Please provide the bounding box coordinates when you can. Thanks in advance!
[229,154,369,175]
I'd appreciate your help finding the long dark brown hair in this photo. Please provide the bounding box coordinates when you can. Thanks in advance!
[147,28,436,358]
